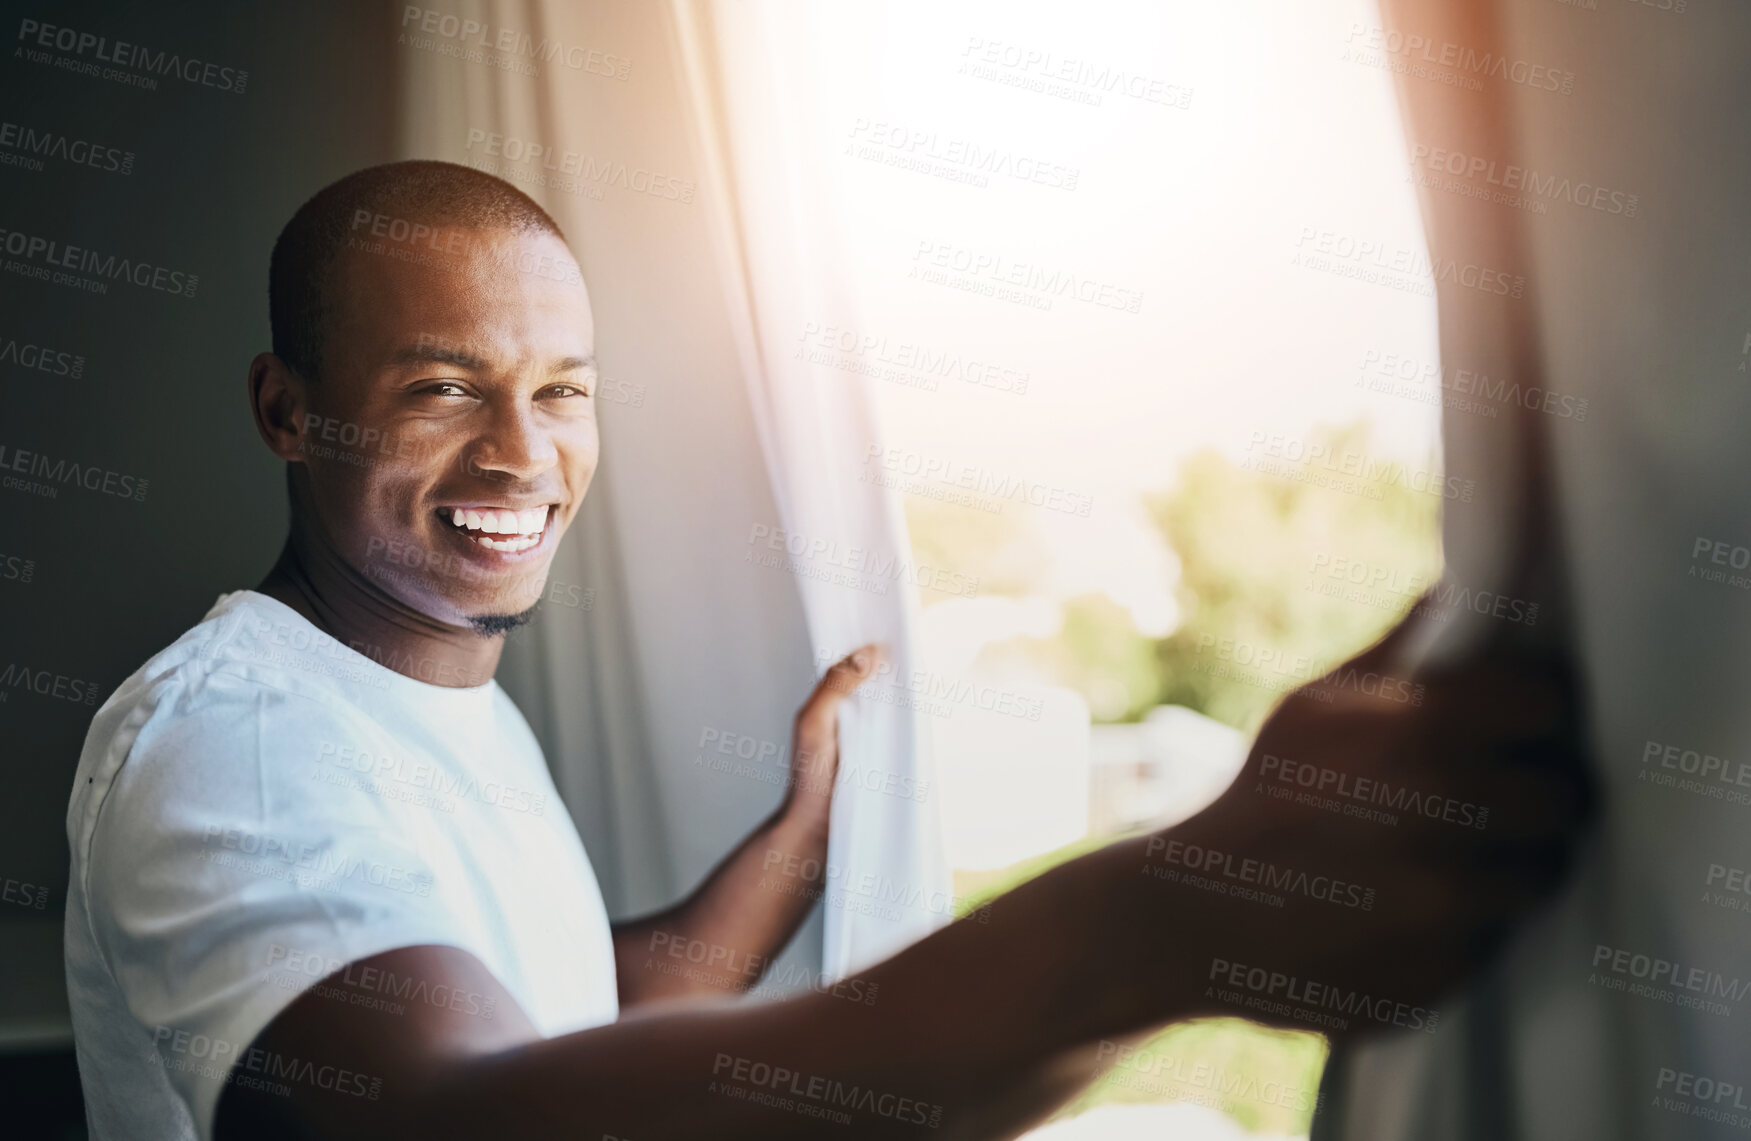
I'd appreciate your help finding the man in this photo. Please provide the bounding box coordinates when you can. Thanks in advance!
[65,160,1588,1141]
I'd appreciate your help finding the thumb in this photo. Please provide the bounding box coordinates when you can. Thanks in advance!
[796,643,886,739]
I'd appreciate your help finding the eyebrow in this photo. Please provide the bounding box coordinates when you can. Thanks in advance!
[388,344,490,371]
[386,346,596,375]
[550,355,597,376]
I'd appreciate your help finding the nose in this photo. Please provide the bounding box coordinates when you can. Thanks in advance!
[462,397,559,483]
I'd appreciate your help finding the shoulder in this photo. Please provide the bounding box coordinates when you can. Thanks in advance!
[68,593,406,897]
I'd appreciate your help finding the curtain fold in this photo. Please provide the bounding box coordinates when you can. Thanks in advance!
[663,0,952,978]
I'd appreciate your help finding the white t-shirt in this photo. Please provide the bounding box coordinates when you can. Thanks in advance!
[63,589,620,1141]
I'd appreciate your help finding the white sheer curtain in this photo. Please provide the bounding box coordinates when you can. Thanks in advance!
[663,0,953,978]
[392,0,949,979]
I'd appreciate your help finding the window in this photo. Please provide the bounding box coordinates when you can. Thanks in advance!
[798,2,1446,1135]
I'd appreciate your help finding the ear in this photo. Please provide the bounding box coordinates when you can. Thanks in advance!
[249,352,310,464]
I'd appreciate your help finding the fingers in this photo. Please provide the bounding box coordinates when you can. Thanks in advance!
[795,643,886,741]
[1248,672,1589,824]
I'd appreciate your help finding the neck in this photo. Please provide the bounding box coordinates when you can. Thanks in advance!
[255,511,504,689]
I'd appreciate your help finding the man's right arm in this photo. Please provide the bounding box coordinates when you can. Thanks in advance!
[217,632,1590,1141]
[217,831,1196,1141]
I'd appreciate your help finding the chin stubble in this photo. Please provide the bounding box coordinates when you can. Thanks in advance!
[467,602,541,638]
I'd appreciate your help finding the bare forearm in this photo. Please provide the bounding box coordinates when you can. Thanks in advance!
[612,647,884,1008]
[613,800,832,1006]
[432,836,1199,1141]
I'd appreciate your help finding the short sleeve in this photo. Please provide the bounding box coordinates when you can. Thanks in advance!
[80,671,486,1141]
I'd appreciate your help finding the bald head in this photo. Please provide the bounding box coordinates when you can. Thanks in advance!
[269,160,567,382]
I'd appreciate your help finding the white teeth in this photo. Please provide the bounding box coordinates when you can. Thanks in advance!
[475,534,540,552]
[444,505,550,548]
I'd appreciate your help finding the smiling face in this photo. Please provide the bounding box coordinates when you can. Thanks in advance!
[288,224,598,629]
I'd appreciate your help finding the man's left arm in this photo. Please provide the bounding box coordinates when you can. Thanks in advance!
[610,647,881,1009]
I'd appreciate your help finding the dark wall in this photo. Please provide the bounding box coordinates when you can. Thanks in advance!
[0,1,403,1127]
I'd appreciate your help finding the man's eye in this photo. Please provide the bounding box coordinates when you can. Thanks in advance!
[547,383,593,399]
[422,381,470,397]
